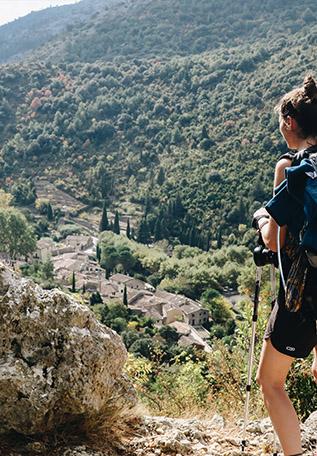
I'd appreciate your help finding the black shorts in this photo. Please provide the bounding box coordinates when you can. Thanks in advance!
[264,301,317,358]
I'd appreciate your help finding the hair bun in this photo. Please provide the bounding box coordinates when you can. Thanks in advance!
[304,75,317,101]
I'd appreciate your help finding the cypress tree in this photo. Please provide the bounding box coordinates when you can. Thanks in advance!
[182,227,189,245]
[99,200,109,232]
[123,285,128,306]
[206,231,211,252]
[126,218,131,239]
[174,194,185,218]
[144,196,151,217]
[71,271,76,293]
[217,226,222,249]
[238,198,247,223]
[96,243,101,262]
[113,210,120,234]
[157,167,165,185]
[47,202,54,221]
[154,217,162,241]
[167,200,173,217]
[201,125,209,140]
[137,218,150,244]
[189,226,196,247]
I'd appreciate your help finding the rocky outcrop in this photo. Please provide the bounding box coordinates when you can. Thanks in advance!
[125,414,317,456]
[5,413,315,456]
[0,262,136,437]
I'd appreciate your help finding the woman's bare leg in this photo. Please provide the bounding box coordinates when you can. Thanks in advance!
[256,339,302,455]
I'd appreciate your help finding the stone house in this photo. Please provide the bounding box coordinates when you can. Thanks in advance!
[155,290,209,327]
[179,301,209,327]
[110,273,155,293]
[64,235,94,251]
[162,303,184,325]
[100,282,120,300]
[34,238,56,261]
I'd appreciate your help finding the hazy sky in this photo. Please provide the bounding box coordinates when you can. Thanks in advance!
[0,0,81,26]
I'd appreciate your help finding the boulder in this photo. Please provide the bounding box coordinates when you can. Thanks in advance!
[0,263,136,435]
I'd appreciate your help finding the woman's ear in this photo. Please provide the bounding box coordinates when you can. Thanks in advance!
[288,116,298,131]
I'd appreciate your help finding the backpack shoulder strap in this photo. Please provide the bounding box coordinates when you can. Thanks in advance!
[278,146,317,167]
[291,150,311,167]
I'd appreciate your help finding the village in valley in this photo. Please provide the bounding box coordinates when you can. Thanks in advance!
[32,178,212,352]
[36,233,211,352]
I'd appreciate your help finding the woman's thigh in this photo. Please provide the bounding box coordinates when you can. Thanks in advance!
[257,339,294,387]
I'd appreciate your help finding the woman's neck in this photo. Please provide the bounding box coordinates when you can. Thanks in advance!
[295,137,317,151]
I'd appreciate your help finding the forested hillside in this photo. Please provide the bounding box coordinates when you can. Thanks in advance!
[0,0,317,242]
[29,0,317,64]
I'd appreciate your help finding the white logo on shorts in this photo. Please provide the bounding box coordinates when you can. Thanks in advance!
[286,346,296,352]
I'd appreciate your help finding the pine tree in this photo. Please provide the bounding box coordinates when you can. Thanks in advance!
[123,285,128,306]
[113,210,120,234]
[126,218,131,239]
[71,271,76,293]
[99,200,109,232]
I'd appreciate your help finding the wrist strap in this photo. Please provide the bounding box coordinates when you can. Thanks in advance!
[258,219,269,230]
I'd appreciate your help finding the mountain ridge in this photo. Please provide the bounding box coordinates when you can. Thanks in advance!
[1,0,317,239]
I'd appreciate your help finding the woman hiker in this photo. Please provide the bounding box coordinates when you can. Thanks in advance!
[253,75,317,456]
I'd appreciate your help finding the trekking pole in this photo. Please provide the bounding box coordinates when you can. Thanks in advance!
[241,265,262,452]
[270,264,279,456]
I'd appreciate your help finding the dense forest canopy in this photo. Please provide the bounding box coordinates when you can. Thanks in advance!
[0,0,316,239]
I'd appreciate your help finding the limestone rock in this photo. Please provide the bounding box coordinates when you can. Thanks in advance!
[0,263,136,435]
[304,410,317,431]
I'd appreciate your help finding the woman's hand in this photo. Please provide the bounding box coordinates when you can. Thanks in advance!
[311,354,317,383]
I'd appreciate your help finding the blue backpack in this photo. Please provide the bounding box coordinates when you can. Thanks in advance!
[265,146,317,318]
